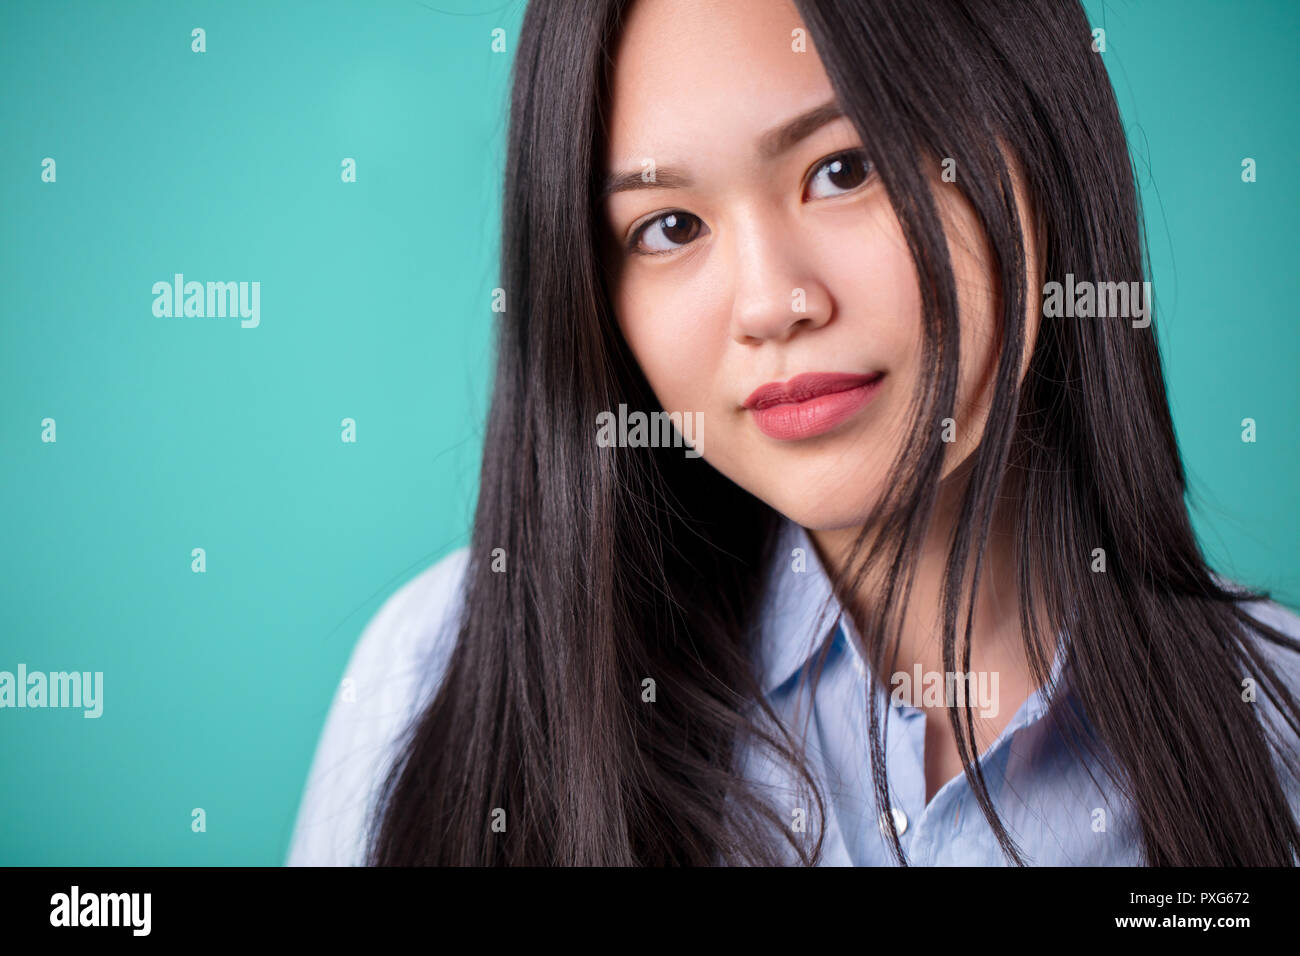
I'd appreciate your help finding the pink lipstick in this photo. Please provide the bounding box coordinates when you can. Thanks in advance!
[743,371,885,441]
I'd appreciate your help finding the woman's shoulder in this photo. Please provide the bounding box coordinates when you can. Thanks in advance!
[1234,589,1300,668]
[285,546,472,866]
[1233,590,1300,770]
[1199,571,1300,664]
[341,547,474,694]
[1242,593,1300,627]
[1232,590,1300,686]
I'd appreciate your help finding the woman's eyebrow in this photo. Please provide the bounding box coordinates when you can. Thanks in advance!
[600,98,844,201]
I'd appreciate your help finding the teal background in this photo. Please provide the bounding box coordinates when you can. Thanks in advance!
[0,0,1295,864]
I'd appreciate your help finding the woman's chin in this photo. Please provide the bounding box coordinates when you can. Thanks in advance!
[762,497,880,535]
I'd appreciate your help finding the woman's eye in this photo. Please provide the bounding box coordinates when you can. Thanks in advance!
[628,211,706,256]
[624,151,872,256]
[804,149,874,200]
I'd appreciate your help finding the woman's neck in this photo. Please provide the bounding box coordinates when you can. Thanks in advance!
[806,458,1051,684]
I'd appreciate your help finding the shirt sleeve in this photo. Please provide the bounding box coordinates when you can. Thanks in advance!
[285,546,471,866]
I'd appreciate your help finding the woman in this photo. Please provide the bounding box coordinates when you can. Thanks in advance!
[288,0,1300,866]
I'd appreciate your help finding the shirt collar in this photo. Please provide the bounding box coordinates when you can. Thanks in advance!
[756,517,843,696]
[756,516,1071,717]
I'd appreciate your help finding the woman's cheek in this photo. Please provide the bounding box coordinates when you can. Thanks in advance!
[621,310,711,415]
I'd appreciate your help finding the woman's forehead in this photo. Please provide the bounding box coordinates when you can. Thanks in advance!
[603,0,834,160]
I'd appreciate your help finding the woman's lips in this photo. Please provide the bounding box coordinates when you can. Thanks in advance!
[743,371,885,441]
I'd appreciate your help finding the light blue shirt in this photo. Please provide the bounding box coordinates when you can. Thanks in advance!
[743,518,1300,865]
[288,517,1300,866]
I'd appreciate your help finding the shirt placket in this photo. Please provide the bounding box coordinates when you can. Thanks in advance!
[839,615,1047,865]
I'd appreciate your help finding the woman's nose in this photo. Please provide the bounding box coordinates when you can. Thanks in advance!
[726,210,833,345]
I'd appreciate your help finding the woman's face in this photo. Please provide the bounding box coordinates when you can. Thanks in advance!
[600,0,1040,532]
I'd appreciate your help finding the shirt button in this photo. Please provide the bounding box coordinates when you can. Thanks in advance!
[879,807,908,837]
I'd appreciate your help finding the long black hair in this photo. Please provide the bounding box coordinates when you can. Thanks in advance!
[367,0,1300,865]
